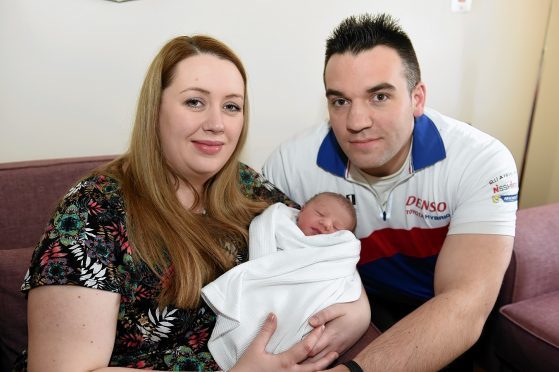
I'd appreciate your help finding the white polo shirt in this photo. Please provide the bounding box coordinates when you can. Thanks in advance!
[263,108,518,302]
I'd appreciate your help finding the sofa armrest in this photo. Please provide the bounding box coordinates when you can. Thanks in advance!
[498,203,559,306]
[0,246,34,371]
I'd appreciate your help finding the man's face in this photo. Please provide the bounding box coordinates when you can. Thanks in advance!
[324,46,425,177]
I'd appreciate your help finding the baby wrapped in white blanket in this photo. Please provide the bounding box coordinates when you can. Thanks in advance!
[201,193,362,371]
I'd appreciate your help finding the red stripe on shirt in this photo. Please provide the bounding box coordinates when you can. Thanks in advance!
[358,225,449,265]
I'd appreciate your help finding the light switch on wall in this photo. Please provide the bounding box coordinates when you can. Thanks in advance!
[451,0,472,13]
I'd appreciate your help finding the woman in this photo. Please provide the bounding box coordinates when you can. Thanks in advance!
[18,35,369,371]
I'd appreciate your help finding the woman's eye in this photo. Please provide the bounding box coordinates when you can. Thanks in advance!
[185,98,204,108]
[224,103,241,112]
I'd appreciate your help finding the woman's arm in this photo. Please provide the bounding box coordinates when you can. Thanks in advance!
[27,285,123,372]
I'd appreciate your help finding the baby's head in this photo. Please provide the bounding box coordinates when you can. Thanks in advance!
[297,192,356,236]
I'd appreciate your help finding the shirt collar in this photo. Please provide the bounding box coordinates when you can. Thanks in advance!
[317,114,446,177]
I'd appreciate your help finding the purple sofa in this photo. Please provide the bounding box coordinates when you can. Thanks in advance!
[489,202,559,371]
[1,156,557,371]
[0,156,115,371]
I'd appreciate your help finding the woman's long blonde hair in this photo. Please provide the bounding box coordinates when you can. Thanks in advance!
[104,35,265,308]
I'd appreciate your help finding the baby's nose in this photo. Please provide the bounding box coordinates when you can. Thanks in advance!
[320,218,334,233]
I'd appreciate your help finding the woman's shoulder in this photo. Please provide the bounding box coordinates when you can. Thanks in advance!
[57,173,127,217]
[238,162,299,208]
[65,173,122,200]
[22,172,131,293]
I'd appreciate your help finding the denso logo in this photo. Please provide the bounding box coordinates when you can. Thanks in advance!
[406,196,447,212]
[492,180,518,194]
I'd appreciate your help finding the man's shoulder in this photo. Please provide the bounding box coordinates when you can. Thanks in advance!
[424,108,513,164]
[263,121,330,173]
[425,108,504,149]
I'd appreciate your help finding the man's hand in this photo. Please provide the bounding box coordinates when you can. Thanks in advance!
[304,287,370,363]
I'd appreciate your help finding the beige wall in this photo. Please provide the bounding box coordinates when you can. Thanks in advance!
[520,0,559,208]
[0,0,552,185]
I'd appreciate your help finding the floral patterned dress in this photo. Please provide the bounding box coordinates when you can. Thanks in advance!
[14,163,295,371]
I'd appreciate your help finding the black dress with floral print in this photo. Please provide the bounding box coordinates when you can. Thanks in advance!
[14,163,296,371]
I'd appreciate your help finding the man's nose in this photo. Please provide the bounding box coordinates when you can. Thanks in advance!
[347,102,373,133]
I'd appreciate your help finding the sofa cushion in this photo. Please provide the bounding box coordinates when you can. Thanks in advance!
[0,246,34,371]
[495,291,559,372]
[498,203,559,305]
[0,156,115,251]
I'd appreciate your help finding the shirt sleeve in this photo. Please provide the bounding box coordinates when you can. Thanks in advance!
[21,176,129,294]
[448,139,518,236]
[261,144,295,199]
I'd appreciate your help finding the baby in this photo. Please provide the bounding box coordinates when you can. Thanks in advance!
[202,192,362,371]
[296,192,356,236]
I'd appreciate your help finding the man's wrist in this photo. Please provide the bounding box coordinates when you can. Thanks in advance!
[341,360,363,372]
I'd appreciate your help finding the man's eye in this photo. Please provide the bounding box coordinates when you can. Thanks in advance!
[332,98,348,107]
[224,103,241,112]
[373,93,388,102]
[185,98,204,108]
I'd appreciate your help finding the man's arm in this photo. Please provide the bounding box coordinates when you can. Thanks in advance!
[331,233,513,371]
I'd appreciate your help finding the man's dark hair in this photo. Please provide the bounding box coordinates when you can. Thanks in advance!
[325,13,421,92]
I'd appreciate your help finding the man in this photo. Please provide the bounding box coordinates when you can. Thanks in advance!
[263,14,518,371]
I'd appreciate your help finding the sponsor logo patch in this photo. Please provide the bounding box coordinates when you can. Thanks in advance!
[492,194,518,203]
[488,171,517,185]
[405,196,450,221]
[406,196,447,212]
[492,180,518,194]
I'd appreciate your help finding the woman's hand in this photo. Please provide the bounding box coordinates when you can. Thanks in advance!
[304,287,371,363]
[231,313,339,372]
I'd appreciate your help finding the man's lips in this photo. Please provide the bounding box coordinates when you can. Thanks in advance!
[349,137,381,144]
[348,137,383,150]
[192,140,224,155]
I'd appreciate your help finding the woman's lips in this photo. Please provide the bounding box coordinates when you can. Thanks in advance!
[193,140,224,155]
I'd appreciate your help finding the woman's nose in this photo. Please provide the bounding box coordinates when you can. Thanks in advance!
[203,106,225,133]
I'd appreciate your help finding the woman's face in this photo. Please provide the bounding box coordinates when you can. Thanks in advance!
[159,54,245,188]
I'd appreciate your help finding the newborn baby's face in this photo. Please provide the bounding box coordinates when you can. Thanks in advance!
[297,195,354,236]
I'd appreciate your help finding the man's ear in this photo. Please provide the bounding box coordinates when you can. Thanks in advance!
[412,82,426,117]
